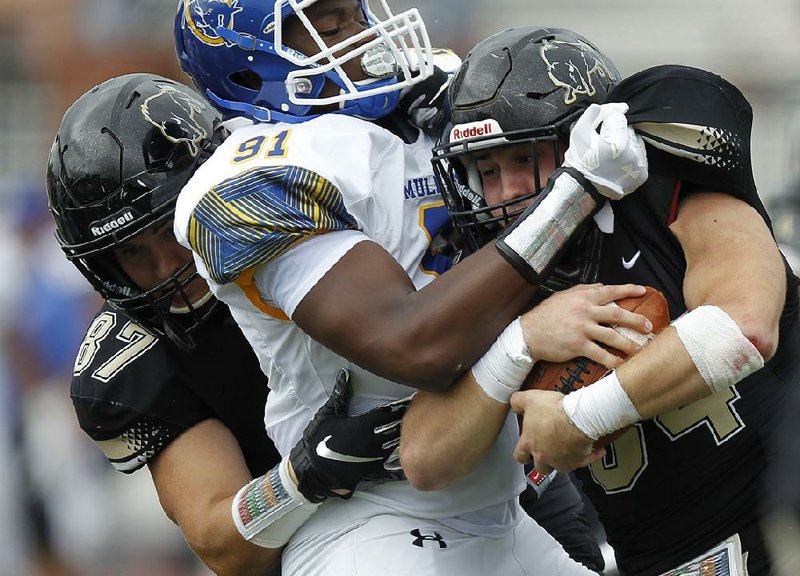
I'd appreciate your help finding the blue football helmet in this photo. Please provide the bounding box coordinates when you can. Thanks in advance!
[175,0,433,123]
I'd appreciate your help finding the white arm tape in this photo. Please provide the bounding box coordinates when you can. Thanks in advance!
[561,371,641,440]
[471,317,534,404]
[672,305,764,393]
[232,455,321,548]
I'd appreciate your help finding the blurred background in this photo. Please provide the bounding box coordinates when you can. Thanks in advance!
[0,1,797,575]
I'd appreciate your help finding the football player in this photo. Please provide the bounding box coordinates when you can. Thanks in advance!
[426,26,800,576]
[46,73,412,576]
[171,1,651,574]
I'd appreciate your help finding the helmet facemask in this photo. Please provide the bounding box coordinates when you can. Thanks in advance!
[64,206,217,351]
[433,126,564,253]
[278,0,432,108]
[47,74,225,350]
[433,26,620,256]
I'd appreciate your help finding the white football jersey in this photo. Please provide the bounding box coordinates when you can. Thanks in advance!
[174,114,524,534]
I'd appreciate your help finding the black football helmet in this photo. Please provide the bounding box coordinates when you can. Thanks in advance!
[432,27,620,252]
[46,73,226,349]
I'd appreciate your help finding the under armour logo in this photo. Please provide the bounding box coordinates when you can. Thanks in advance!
[410,528,447,549]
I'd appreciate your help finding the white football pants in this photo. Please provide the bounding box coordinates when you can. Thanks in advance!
[283,496,596,575]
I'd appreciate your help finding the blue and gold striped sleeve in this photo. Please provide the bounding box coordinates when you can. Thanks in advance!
[187,165,357,284]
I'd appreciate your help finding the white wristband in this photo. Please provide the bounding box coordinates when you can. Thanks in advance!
[561,371,641,440]
[232,455,321,548]
[471,317,534,403]
[672,305,764,393]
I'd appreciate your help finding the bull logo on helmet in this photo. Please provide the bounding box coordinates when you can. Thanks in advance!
[182,0,243,46]
[141,84,209,157]
[540,39,613,105]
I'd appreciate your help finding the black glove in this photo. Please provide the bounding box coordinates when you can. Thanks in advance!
[289,369,410,503]
[397,65,452,135]
[495,167,603,284]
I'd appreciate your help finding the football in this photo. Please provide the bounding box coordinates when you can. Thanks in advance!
[522,286,670,448]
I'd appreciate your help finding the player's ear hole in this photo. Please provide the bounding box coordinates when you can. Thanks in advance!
[229,70,262,91]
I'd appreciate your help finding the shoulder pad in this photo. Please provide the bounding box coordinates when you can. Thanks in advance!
[188,165,357,284]
[432,48,463,74]
[70,306,197,473]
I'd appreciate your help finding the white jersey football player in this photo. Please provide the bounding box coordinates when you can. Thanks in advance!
[173,1,649,574]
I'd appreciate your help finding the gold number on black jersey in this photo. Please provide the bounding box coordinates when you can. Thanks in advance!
[73,311,158,382]
[655,387,744,443]
[589,388,745,493]
[588,425,648,494]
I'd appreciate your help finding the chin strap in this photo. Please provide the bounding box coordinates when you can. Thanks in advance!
[207,85,400,125]
[206,89,299,124]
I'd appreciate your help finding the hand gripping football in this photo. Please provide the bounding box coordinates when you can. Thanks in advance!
[522,286,670,447]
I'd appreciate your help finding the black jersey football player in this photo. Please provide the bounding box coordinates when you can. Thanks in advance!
[418,27,800,575]
[46,73,410,576]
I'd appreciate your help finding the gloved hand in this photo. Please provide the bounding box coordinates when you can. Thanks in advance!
[398,65,453,135]
[289,369,410,503]
[563,102,649,200]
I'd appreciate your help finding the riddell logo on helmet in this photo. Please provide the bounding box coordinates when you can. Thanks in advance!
[90,210,135,238]
[449,120,502,143]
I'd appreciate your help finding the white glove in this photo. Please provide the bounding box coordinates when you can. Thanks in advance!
[563,102,648,200]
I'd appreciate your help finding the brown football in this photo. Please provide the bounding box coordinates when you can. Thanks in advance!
[522,286,670,448]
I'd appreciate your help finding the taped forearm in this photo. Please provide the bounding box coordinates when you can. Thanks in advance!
[672,305,764,393]
[232,456,320,549]
[401,380,509,491]
[561,305,765,440]
[561,371,641,440]
[471,317,534,403]
[403,318,533,490]
[496,101,649,284]
[496,167,602,284]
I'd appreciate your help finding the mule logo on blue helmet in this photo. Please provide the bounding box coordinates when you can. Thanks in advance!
[141,84,209,157]
[183,0,243,46]
[539,39,613,105]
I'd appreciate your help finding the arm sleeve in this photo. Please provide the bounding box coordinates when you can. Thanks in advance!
[607,65,756,200]
[72,349,212,473]
[71,309,212,473]
[186,165,358,285]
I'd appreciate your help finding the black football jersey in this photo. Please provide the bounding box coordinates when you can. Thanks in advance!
[566,66,800,575]
[71,302,280,478]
